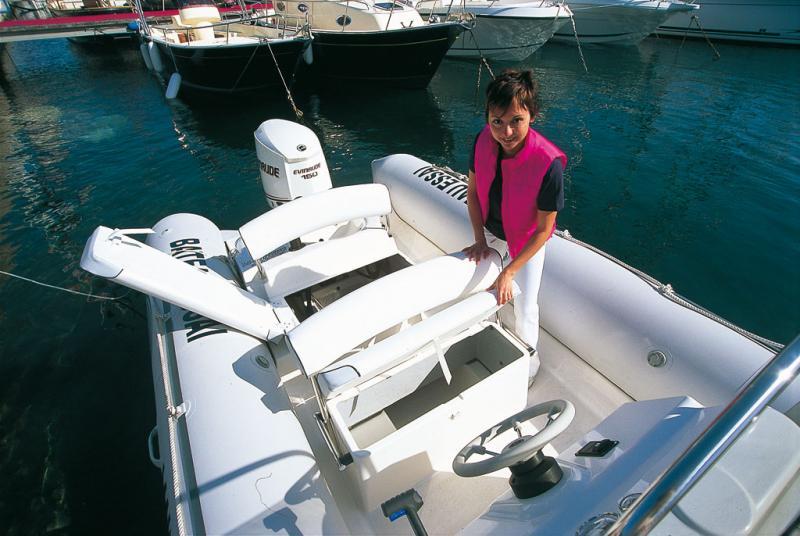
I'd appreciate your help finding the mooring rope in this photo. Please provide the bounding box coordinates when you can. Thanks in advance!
[566,6,588,73]
[230,37,262,92]
[265,38,304,120]
[0,269,129,301]
[468,19,495,112]
[679,14,721,60]
[474,53,495,112]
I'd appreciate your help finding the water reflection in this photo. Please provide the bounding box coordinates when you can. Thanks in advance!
[0,43,165,535]
[0,36,797,536]
[169,85,454,189]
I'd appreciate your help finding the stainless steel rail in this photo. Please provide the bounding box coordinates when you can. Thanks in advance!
[608,334,800,535]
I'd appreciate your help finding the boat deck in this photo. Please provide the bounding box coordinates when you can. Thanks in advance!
[282,324,633,534]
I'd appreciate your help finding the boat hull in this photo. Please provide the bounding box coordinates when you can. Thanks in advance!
[151,36,309,94]
[553,1,696,44]
[444,12,569,60]
[308,22,462,89]
[48,6,132,16]
[656,0,800,45]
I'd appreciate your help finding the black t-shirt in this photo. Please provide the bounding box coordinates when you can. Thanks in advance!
[469,134,564,240]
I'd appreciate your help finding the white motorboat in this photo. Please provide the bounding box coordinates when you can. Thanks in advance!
[273,0,465,88]
[551,0,697,44]
[138,1,312,94]
[46,0,132,17]
[656,0,800,46]
[413,0,572,60]
[80,119,800,535]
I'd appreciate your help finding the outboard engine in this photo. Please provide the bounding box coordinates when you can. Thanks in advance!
[254,119,332,209]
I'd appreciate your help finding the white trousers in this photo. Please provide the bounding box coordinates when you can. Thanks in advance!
[485,232,547,352]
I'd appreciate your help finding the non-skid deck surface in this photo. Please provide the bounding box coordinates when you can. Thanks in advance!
[289,327,633,534]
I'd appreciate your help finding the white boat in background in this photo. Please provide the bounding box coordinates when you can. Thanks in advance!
[414,0,571,60]
[656,0,800,46]
[551,0,697,44]
[47,0,131,17]
[139,1,311,95]
[273,0,465,88]
[0,0,11,20]
[79,119,800,535]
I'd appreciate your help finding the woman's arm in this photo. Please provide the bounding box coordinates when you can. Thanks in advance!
[463,170,492,261]
[490,210,556,305]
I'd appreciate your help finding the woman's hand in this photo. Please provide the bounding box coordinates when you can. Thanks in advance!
[463,240,492,263]
[489,267,516,305]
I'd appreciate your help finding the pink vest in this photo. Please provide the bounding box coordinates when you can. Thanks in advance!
[474,125,567,258]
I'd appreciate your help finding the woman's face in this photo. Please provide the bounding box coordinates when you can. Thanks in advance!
[488,100,531,157]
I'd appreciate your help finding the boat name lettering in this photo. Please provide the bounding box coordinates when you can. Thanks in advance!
[260,161,281,178]
[169,238,208,272]
[183,311,228,342]
[293,162,321,180]
[412,166,469,202]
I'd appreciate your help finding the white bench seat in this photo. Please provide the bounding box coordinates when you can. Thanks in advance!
[317,291,501,397]
[288,251,502,377]
[260,228,398,299]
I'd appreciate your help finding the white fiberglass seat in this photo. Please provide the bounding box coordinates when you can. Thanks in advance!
[286,250,538,510]
[239,184,398,300]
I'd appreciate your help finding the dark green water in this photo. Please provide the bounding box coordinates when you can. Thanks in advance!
[0,36,798,534]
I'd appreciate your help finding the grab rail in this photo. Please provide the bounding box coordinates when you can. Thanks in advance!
[607,334,800,535]
[148,12,306,44]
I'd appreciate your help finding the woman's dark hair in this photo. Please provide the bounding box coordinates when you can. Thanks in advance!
[485,69,540,119]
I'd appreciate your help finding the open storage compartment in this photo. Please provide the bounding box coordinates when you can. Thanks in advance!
[284,254,410,322]
[325,322,530,510]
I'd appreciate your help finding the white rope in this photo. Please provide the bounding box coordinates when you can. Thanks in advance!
[265,39,304,120]
[679,14,721,60]
[567,6,588,73]
[154,314,189,536]
[0,269,127,301]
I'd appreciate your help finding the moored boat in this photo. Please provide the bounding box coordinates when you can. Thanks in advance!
[80,119,800,535]
[274,0,465,88]
[140,1,311,94]
[656,0,800,46]
[552,0,697,44]
[414,0,572,61]
[46,0,132,17]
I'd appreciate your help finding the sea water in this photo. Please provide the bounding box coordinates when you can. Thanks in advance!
[0,37,798,534]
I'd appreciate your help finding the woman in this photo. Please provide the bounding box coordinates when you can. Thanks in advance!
[463,69,566,369]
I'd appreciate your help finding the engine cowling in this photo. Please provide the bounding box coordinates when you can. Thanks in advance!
[254,119,332,209]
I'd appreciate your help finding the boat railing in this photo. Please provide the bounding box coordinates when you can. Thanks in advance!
[148,12,307,44]
[607,333,800,535]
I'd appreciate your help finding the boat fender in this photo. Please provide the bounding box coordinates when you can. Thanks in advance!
[126,21,139,33]
[302,40,313,65]
[146,213,235,282]
[166,72,181,100]
[147,40,164,73]
[372,154,475,254]
[139,42,154,71]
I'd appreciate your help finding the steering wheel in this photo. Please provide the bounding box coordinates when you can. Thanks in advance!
[452,399,575,478]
